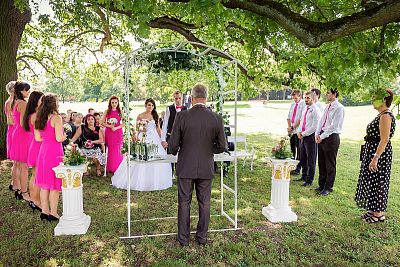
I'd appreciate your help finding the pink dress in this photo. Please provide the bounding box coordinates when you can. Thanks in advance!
[35,115,64,191]
[4,101,14,159]
[9,102,29,162]
[27,114,41,167]
[105,109,123,172]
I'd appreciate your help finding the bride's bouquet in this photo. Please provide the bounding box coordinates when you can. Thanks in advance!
[136,119,149,132]
[108,118,118,125]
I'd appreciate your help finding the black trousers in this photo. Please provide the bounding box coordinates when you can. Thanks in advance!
[290,134,301,171]
[299,134,317,183]
[178,178,212,245]
[318,133,340,191]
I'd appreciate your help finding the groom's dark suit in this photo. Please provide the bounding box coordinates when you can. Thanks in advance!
[168,104,227,245]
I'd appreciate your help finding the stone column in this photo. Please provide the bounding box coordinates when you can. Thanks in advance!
[52,163,91,236]
[262,157,298,223]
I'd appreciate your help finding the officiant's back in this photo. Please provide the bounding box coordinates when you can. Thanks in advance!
[169,103,227,179]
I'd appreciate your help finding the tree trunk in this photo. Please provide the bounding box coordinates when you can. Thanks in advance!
[0,0,31,157]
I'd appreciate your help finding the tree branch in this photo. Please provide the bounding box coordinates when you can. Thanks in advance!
[94,6,112,52]
[64,29,106,45]
[16,54,60,78]
[377,23,387,53]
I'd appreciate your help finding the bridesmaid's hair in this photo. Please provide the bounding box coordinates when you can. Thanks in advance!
[35,94,59,130]
[23,91,44,131]
[105,96,122,118]
[12,81,30,109]
[145,98,159,126]
[6,81,16,94]
[384,89,394,107]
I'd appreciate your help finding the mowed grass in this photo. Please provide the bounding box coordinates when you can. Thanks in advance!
[0,133,399,266]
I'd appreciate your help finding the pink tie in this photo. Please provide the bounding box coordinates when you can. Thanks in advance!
[322,103,332,128]
[301,106,310,131]
[291,102,299,124]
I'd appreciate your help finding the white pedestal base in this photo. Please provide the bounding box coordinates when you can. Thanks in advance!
[55,214,91,236]
[262,205,297,223]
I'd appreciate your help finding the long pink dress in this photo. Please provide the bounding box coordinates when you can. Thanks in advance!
[27,114,41,167]
[9,102,29,163]
[35,115,64,191]
[105,109,123,172]
[4,101,14,159]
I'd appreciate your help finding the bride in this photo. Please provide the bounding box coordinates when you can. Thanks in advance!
[111,98,172,191]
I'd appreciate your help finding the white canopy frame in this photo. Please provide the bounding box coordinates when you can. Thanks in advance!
[120,40,246,239]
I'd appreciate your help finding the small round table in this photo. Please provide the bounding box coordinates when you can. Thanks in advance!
[263,157,299,223]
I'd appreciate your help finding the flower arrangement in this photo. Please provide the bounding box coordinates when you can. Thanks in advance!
[108,118,118,125]
[63,123,72,133]
[63,145,86,166]
[271,137,292,159]
[84,140,94,149]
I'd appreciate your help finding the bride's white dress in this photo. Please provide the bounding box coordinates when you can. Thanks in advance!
[111,120,172,191]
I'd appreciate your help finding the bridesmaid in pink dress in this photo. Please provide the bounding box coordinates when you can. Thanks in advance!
[9,82,31,202]
[22,91,44,212]
[35,94,66,221]
[101,96,123,173]
[4,81,16,191]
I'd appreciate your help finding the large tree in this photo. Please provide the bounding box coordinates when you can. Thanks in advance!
[1,0,400,156]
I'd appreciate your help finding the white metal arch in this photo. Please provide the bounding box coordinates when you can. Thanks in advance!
[121,40,243,239]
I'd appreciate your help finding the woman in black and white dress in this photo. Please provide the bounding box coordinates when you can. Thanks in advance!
[355,89,396,223]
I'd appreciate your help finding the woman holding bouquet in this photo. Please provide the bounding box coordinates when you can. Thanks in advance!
[70,114,105,176]
[34,94,66,221]
[22,91,44,212]
[101,96,123,173]
[112,98,172,191]
[10,82,31,202]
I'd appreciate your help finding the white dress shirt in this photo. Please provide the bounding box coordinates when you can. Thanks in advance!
[287,100,305,130]
[316,99,345,140]
[297,104,322,137]
[161,104,184,142]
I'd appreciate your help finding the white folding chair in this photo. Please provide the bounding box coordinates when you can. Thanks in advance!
[227,135,255,171]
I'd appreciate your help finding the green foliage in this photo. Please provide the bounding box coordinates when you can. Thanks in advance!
[63,145,86,165]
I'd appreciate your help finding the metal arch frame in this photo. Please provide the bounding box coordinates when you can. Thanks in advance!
[121,40,242,239]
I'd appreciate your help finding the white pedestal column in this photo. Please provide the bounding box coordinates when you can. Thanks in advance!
[52,164,91,236]
[262,157,298,223]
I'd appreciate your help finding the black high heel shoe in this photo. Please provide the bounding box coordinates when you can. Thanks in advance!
[15,190,22,200]
[47,214,60,222]
[8,185,14,191]
[40,213,49,222]
[28,201,42,213]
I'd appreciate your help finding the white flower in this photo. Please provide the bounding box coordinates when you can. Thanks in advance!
[63,123,72,133]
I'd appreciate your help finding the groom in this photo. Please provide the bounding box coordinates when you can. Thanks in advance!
[168,84,227,246]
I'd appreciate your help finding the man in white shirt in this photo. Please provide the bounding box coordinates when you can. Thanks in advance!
[161,91,187,149]
[311,88,325,113]
[296,91,322,186]
[315,88,345,196]
[287,89,305,174]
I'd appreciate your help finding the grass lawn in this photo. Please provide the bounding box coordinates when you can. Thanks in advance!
[0,133,399,266]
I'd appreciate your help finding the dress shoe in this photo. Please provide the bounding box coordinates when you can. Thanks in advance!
[177,239,188,246]
[314,187,323,192]
[320,189,331,196]
[195,238,207,246]
[301,182,312,187]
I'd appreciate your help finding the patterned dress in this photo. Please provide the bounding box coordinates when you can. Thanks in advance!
[355,111,396,212]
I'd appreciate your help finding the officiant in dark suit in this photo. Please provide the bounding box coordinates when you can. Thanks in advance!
[168,84,228,246]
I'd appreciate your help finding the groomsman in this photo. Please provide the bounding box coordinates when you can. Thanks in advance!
[161,91,187,149]
[315,88,345,196]
[296,91,322,186]
[311,88,325,113]
[287,89,305,174]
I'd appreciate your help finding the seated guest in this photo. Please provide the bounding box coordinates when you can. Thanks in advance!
[93,112,101,127]
[75,113,83,126]
[70,114,105,176]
